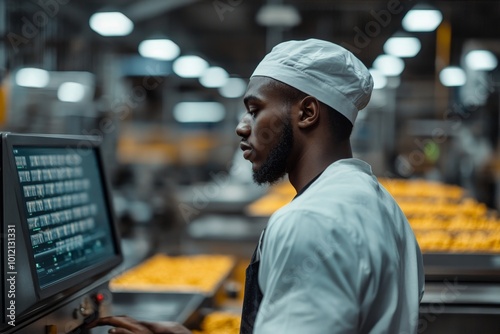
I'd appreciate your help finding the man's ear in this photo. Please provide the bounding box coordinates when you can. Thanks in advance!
[297,96,320,129]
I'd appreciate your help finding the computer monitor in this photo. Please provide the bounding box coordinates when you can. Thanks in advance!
[1,132,122,329]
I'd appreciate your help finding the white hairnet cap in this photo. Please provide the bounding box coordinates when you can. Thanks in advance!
[251,38,373,124]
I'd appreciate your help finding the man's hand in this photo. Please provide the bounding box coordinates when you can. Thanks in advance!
[88,315,192,334]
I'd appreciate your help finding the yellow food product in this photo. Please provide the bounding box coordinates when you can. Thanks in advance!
[381,179,500,253]
[192,312,241,334]
[378,178,464,200]
[414,230,453,252]
[246,178,500,253]
[110,254,234,293]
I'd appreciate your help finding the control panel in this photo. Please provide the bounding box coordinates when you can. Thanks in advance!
[3,283,112,334]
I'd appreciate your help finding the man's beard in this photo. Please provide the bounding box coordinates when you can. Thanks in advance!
[253,117,293,185]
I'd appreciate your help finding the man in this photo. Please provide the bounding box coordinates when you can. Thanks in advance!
[92,39,424,334]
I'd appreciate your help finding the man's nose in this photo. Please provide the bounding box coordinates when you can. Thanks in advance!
[236,116,251,138]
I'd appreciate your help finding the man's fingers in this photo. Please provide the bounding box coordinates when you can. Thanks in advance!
[107,328,134,334]
[86,315,123,328]
[139,321,192,334]
[85,316,190,334]
[93,316,151,332]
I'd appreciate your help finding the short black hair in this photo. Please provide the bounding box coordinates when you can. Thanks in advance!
[323,104,353,142]
[269,79,353,142]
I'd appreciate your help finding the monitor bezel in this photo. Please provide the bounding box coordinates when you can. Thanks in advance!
[3,132,123,300]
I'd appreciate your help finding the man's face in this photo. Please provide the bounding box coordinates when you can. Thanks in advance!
[236,77,294,185]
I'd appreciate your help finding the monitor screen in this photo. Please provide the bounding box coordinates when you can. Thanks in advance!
[11,142,120,292]
[1,133,122,330]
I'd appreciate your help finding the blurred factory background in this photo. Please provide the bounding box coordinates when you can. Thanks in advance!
[3,1,500,333]
[2,1,499,197]
[1,0,500,235]
[0,0,499,241]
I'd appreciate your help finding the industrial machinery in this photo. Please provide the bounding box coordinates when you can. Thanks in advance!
[0,133,122,334]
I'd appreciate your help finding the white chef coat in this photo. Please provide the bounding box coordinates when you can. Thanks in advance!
[254,158,425,334]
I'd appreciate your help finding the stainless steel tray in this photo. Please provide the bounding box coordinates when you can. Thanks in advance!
[111,292,205,325]
[424,253,500,282]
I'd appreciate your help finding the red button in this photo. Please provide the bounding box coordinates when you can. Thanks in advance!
[95,293,105,304]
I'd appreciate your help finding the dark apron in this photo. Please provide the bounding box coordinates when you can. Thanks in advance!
[239,231,265,334]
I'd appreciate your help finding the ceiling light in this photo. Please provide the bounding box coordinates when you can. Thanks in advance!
[218,78,247,98]
[173,102,226,123]
[138,39,180,61]
[439,66,466,87]
[89,12,133,37]
[384,37,421,58]
[199,67,229,88]
[15,68,50,88]
[173,55,209,78]
[256,4,301,27]
[402,9,443,32]
[465,50,498,71]
[57,82,86,102]
[373,55,405,76]
[369,69,387,89]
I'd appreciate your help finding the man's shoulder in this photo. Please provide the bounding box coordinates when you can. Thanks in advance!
[266,204,347,241]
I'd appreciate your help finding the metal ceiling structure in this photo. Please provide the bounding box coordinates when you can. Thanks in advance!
[3,0,500,80]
